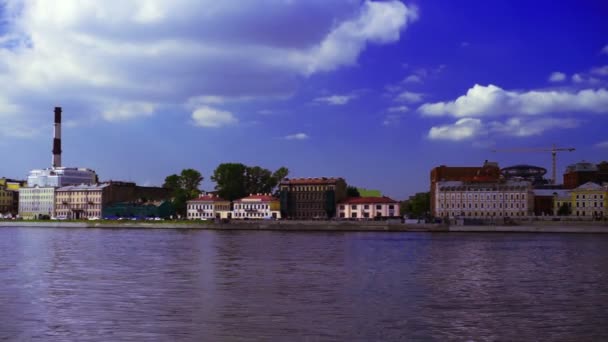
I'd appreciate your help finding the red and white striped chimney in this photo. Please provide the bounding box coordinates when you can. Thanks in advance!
[52,107,62,168]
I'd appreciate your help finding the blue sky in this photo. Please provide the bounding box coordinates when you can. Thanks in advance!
[0,0,607,199]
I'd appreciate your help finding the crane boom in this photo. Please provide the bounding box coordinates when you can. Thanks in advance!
[491,145,575,185]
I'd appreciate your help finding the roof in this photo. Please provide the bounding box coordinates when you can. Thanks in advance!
[280,177,344,185]
[574,182,606,191]
[340,196,398,204]
[188,195,228,203]
[533,189,570,197]
[234,194,278,202]
[56,183,109,191]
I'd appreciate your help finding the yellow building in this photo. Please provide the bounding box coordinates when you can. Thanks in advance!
[0,178,26,216]
[570,182,607,219]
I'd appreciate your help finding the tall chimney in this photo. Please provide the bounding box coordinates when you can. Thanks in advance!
[52,107,62,168]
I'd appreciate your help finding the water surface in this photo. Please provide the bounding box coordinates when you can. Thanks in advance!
[1,227,607,341]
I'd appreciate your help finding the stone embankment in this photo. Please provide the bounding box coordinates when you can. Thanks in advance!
[1,220,607,233]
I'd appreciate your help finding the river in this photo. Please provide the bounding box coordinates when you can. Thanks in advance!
[1,227,607,341]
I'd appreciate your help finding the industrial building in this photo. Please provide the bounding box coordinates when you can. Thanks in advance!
[279,177,347,219]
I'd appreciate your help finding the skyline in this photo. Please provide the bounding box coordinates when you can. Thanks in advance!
[1,0,607,199]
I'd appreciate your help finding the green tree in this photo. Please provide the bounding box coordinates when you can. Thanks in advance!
[163,169,204,217]
[402,192,430,219]
[557,202,571,216]
[346,186,360,197]
[180,169,203,198]
[271,166,289,195]
[211,163,248,201]
[245,166,274,195]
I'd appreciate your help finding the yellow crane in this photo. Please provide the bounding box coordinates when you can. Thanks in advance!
[491,144,575,185]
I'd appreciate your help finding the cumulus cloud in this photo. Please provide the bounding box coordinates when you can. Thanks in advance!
[548,71,566,82]
[419,84,608,117]
[595,141,608,148]
[0,0,417,136]
[428,118,483,141]
[395,91,424,103]
[191,106,237,128]
[428,117,580,141]
[284,133,309,140]
[591,65,608,76]
[388,105,409,113]
[314,94,356,105]
[403,75,421,83]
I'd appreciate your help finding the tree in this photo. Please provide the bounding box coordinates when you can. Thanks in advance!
[163,169,204,217]
[270,166,289,195]
[402,192,430,219]
[557,202,571,216]
[346,186,360,197]
[245,166,274,195]
[211,163,248,201]
[180,169,203,198]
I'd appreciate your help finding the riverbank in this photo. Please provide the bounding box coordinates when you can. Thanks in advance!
[1,220,608,233]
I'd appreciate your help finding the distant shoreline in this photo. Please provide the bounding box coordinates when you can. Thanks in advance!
[1,220,608,233]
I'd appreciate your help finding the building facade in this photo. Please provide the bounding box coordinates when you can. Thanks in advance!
[279,177,347,219]
[430,161,501,216]
[102,201,175,219]
[233,194,281,219]
[0,178,26,217]
[18,186,56,219]
[55,182,169,219]
[569,182,607,218]
[435,180,534,218]
[338,196,398,219]
[186,194,231,220]
[563,161,608,189]
[27,167,98,187]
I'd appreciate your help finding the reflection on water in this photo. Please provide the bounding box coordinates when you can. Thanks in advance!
[1,227,607,341]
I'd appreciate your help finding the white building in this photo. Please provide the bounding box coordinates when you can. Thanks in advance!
[435,180,534,218]
[338,197,399,219]
[186,194,231,220]
[27,167,97,187]
[233,194,281,219]
[18,186,56,219]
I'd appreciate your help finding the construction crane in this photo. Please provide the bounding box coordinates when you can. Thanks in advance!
[491,144,575,185]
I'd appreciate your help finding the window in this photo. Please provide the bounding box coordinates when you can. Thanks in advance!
[364,205,369,209]
[351,205,356,210]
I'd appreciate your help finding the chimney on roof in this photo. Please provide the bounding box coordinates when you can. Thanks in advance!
[52,107,62,168]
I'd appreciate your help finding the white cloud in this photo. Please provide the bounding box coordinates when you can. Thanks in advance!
[595,141,608,148]
[419,84,608,117]
[383,114,403,126]
[388,105,409,113]
[0,0,417,137]
[403,75,421,83]
[314,94,356,105]
[285,133,309,140]
[591,65,608,76]
[102,101,156,121]
[602,44,608,55]
[548,71,566,82]
[395,91,423,103]
[488,117,580,137]
[428,117,580,141]
[191,106,238,128]
[428,118,483,141]
[572,73,584,83]
[295,1,418,75]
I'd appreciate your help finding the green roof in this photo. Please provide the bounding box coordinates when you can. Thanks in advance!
[357,188,382,197]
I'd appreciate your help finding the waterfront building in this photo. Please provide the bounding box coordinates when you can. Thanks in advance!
[0,178,25,216]
[338,196,398,219]
[435,180,534,218]
[430,161,501,216]
[55,182,169,219]
[27,167,98,187]
[102,201,175,219]
[186,194,231,220]
[233,194,281,219]
[569,182,607,219]
[563,161,608,189]
[502,165,549,186]
[532,187,567,216]
[553,190,573,216]
[18,186,56,219]
[279,177,347,219]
